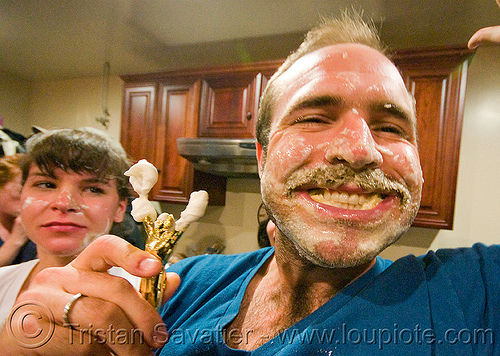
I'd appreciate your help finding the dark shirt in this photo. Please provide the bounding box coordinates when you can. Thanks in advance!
[0,238,37,265]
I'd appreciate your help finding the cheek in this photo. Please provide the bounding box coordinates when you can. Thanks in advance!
[86,203,120,231]
[20,196,48,214]
[382,143,423,187]
[19,197,48,233]
[266,131,314,176]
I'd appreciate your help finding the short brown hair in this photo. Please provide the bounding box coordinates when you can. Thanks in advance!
[20,127,131,200]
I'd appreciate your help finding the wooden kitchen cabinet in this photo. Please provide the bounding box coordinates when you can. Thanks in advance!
[120,84,157,163]
[198,72,270,138]
[120,46,471,228]
[120,62,280,205]
[196,62,280,138]
[120,78,226,205]
[393,45,472,229]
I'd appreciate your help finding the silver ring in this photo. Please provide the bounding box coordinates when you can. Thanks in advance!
[62,293,85,325]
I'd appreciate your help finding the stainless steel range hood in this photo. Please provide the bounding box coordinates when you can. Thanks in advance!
[177,138,258,178]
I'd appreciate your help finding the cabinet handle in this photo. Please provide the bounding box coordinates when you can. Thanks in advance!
[246,112,252,120]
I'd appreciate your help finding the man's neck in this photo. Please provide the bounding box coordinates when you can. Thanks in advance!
[224,234,374,350]
[271,234,375,311]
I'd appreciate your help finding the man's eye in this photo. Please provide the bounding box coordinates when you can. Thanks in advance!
[293,116,329,125]
[380,126,402,134]
[374,125,409,139]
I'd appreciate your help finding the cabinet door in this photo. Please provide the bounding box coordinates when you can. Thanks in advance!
[120,84,158,164]
[198,72,269,138]
[153,81,226,205]
[151,82,199,202]
[394,46,472,229]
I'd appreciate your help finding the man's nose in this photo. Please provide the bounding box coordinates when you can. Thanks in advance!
[50,188,81,213]
[324,112,383,170]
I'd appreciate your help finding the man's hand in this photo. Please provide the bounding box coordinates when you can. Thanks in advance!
[468,26,500,49]
[468,0,500,49]
[0,235,180,355]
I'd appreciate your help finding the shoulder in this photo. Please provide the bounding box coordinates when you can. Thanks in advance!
[166,247,273,281]
[387,243,500,268]
[418,243,500,268]
[0,260,39,327]
[392,244,500,308]
[386,243,500,276]
[161,248,273,319]
[0,259,39,277]
[382,243,500,295]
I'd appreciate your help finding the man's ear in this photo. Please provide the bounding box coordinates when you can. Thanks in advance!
[256,141,265,177]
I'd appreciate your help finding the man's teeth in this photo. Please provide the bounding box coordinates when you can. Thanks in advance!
[308,189,384,210]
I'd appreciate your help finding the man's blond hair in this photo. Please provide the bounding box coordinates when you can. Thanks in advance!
[256,11,386,152]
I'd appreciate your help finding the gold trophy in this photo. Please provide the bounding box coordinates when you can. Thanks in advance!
[125,160,208,309]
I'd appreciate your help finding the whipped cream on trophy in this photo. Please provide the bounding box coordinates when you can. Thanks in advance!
[125,159,209,308]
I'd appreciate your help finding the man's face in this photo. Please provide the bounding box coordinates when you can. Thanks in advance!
[258,44,423,268]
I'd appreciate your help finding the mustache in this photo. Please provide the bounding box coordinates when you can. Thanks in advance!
[285,165,411,203]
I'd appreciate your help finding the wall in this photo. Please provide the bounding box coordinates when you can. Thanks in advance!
[0,71,32,136]
[30,75,124,141]
[160,178,263,257]
[428,45,500,249]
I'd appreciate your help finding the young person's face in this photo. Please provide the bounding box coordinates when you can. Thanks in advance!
[20,165,126,257]
[257,44,423,268]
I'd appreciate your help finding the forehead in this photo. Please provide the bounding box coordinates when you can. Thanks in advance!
[273,44,414,119]
[26,164,112,183]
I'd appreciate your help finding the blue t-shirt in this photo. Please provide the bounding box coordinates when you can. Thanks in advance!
[159,244,500,355]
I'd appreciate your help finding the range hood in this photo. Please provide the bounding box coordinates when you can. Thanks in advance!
[177,138,258,178]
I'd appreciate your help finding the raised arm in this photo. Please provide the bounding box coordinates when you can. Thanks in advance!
[0,217,28,266]
[468,0,500,49]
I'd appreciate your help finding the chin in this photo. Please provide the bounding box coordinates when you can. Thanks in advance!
[312,239,389,268]
[40,239,87,258]
[287,219,410,269]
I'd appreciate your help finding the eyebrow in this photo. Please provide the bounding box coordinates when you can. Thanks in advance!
[284,95,416,130]
[28,171,112,185]
[287,96,343,115]
[81,177,112,185]
[371,102,413,122]
[28,171,56,180]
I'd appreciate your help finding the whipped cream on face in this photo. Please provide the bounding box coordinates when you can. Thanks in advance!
[308,188,383,210]
[124,159,159,221]
[175,190,209,232]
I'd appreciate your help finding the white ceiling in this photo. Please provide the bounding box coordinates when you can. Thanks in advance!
[1,0,499,81]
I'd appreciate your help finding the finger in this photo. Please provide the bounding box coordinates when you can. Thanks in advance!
[7,291,132,355]
[70,235,162,278]
[468,26,500,49]
[30,266,167,350]
[64,295,157,355]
